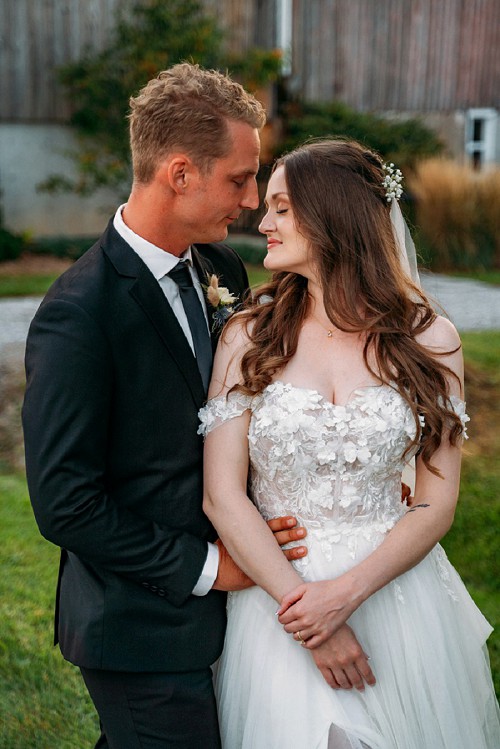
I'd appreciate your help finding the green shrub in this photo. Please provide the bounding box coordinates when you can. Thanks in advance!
[0,227,26,262]
[278,101,443,171]
[228,238,266,266]
[40,0,280,198]
[30,236,97,260]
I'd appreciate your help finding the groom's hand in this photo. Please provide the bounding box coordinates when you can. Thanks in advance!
[212,538,255,592]
[267,516,308,561]
[401,482,412,506]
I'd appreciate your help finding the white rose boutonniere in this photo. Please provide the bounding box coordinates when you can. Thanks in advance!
[205,274,239,332]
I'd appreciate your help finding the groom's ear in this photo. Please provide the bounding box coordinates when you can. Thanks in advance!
[159,155,199,195]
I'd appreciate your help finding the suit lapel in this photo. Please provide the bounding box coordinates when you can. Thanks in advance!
[191,246,219,351]
[102,224,206,405]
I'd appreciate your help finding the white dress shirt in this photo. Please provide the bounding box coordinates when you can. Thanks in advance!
[113,205,219,596]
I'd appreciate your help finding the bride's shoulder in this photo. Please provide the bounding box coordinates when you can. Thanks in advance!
[415,315,461,354]
[415,315,463,394]
[209,313,254,397]
[218,312,254,352]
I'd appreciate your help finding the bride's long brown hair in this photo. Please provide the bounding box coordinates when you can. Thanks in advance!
[230,139,464,473]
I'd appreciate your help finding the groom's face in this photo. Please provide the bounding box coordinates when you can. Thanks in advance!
[183,120,261,243]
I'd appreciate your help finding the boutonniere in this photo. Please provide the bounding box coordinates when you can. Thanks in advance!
[204,273,239,332]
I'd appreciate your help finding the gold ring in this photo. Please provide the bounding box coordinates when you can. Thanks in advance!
[297,630,306,645]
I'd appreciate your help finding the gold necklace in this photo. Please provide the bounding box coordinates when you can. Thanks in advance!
[311,315,335,338]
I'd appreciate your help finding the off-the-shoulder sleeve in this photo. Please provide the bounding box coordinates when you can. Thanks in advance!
[449,395,470,439]
[198,391,254,437]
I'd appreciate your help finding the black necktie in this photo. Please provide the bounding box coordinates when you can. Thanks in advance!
[168,261,212,392]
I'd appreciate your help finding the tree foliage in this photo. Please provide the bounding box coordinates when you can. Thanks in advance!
[279,100,444,173]
[42,0,280,197]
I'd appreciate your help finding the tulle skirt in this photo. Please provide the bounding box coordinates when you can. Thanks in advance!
[215,536,500,749]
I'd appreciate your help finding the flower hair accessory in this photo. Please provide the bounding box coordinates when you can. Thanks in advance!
[382,162,404,202]
[205,274,239,331]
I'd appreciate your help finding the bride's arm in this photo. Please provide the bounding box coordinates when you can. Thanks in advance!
[205,319,376,690]
[203,320,304,601]
[278,316,466,647]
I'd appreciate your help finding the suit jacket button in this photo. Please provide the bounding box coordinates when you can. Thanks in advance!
[158,589,166,596]
[141,582,150,588]
[150,585,158,592]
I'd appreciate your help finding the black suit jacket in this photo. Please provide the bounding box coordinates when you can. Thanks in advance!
[22,219,249,672]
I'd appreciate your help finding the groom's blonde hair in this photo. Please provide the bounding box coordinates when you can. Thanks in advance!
[128,63,266,183]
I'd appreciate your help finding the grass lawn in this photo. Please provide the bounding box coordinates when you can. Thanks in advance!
[0,265,270,299]
[0,266,269,299]
[1,253,499,297]
[0,474,97,747]
[0,274,62,297]
[0,332,499,746]
[449,270,500,286]
[246,264,270,287]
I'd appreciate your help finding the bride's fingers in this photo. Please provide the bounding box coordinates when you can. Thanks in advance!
[332,669,352,690]
[356,655,376,686]
[276,586,305,617]
[296,632,329,649]
[283,618,320,638]
[291,626,330,649]
[317,666,340,689]
[342,664,366,691]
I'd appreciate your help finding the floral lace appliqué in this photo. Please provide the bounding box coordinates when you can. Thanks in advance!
[199,383,469,576]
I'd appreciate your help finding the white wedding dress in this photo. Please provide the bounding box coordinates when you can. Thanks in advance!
[199,381,500,749]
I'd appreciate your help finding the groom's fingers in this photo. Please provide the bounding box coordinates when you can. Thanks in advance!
[267,516,308,546]
[283,546,307,561]
[266,515,299,532]
[267,517,308,561]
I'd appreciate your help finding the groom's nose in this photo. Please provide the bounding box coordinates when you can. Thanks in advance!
[240,178,260,211]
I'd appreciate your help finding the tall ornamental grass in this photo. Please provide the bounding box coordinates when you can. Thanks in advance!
[408,160,500,271]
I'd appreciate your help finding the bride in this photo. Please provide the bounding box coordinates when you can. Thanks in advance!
[199,139,500,748]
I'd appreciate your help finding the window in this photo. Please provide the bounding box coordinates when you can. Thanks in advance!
[465,109,498,170]
[276,0,292,76]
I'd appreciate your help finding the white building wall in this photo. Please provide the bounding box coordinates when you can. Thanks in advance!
[0,124,122,237]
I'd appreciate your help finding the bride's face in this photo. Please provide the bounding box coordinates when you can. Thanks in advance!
[259,166,313,278]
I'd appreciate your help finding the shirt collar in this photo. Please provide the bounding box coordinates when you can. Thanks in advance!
[113,204,192,280]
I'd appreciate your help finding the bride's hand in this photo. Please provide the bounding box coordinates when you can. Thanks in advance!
[310,624,376,690]
[277,577,363,647]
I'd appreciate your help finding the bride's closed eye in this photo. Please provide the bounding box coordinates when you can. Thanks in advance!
[276,208,288,214]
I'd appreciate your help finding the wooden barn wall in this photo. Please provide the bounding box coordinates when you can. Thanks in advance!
[202,0,276,54]
[1,0,498,122]
[0,0,132,122]
[291,0,500,111]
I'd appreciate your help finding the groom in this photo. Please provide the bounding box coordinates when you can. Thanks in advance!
[22,64,373,748]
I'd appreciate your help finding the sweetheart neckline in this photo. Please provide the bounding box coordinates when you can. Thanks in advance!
[267,380,393,410]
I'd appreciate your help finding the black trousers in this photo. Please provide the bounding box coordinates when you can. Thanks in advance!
[80,666,221,749]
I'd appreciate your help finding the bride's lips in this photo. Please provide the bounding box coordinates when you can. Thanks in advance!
[266,238,281,250]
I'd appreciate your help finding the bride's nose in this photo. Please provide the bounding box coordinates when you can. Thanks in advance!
[259,209,275,235]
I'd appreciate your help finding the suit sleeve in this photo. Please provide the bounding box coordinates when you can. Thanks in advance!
[22,298,208,608]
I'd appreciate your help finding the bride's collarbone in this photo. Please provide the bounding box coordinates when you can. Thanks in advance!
[276,363,383,407]
[279,331,384,405]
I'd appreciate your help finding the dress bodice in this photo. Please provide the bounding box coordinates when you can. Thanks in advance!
[199,382,468,559]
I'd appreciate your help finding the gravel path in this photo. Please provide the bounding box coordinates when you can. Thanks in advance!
[0,274,499,359]
[420,273,500,332]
